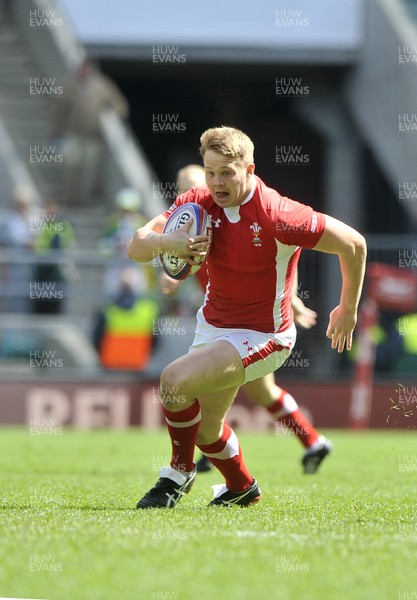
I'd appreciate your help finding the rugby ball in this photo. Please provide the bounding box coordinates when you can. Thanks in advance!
[160,203,212,280]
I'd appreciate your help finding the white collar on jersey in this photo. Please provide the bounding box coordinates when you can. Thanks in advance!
[223,180,257,223]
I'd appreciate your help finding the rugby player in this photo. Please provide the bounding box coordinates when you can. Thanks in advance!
[167,164,332,476]
[128,126,366,508]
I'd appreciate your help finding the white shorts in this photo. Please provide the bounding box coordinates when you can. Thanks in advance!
[190,308,297,384]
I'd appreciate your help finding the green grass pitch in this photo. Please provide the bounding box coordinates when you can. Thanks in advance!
[0,427,416,600]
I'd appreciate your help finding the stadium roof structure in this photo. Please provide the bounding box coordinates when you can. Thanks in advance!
[59,0,364,64]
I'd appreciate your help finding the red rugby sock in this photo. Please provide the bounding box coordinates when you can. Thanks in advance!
[162,401,201,472]
[197,423,253,492]
[266,388,319,449]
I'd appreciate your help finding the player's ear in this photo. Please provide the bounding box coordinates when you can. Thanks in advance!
[247,163,255,177]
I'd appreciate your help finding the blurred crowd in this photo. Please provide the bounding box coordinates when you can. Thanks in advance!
[0,54,415,376]
[0,166,416,375]
[0,181,165,371]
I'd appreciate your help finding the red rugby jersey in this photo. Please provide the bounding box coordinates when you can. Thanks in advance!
[163,175,325,333]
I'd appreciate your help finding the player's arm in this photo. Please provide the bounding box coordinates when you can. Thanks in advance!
[313,215,367,353]
[127,213,209,264]
[127,214,166,262]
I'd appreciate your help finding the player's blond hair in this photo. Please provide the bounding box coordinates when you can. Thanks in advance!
[199,126,254,165]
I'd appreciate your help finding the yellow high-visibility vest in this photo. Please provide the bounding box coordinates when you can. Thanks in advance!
[100,298,158,369]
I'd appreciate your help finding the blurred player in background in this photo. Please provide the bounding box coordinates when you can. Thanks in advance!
[128,126,366,509]
[162,164,332,475]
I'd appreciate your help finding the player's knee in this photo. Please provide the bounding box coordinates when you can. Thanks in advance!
[160,363,182,390]
[160,364,189,408]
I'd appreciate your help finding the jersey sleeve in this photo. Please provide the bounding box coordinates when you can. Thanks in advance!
[273,196,326,248]
[162,189,198,219]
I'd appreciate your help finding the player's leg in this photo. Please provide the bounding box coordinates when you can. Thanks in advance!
[196,389,261,506]
[196,372,332,474]
[243,373,332,473]
[160,339,244,412]
[137,341,246,509]
[243,373,320,446]
[159,339,244,471]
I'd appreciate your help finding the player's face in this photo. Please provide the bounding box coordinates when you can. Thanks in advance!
[203,150,255,208]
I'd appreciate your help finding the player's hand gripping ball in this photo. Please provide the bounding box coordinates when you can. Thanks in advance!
[159,202,212,280]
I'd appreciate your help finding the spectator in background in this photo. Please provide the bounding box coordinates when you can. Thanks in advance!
[31,199,75,314]
[0,185,36,312]
[375,311,417,374]
[2,185,34,249]
[99,187,149,298]
[52,57,129,206]
[396,312,417,372]
[93,268,159,370]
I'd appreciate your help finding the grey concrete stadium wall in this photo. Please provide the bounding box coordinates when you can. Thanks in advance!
[346,0,417,224]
